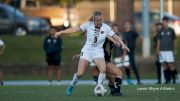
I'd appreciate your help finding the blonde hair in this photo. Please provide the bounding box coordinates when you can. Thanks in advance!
[89,10,103,21]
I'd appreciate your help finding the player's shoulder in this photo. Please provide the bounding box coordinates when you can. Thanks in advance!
[102,23,111,30]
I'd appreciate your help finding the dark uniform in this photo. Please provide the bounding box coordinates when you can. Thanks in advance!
[103,38,113,62]
[153,32,161,84]
[103,37,122,96]
[158,27,177,83]
[123,30,141,83]
[43,35,63,66]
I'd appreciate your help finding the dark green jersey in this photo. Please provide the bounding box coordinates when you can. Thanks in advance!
[158,27,176,51]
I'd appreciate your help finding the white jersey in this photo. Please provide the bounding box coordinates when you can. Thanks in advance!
[80,21,115,52]
[0,39,4,46]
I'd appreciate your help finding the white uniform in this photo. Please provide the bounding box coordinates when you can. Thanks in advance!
[159,51,174,63]
[80,21,115,62]
[114,55,130,67]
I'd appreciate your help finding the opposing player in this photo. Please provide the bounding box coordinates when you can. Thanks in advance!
[55,10,129,96]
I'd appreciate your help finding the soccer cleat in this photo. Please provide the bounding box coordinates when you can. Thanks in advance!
[127,79,134,85]
[66,85,74,96]
[112,92,122,96]
[0,81,3,86]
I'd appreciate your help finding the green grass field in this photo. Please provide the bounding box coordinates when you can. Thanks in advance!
[0,84,179,101]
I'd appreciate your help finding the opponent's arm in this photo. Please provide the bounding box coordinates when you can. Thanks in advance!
[112,34,130,52]
[106,36,120,47]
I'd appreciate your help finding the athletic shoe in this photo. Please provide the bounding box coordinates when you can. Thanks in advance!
[127,79,134,85]
[0,81,3,86]
[112,92,122,96]
[66,85,74,96]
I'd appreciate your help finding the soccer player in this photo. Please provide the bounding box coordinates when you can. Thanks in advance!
[153,22,163,84]
[157,17,177,84]
[55,10,129,96]
[0,39,5,85]
[43,27,63,85]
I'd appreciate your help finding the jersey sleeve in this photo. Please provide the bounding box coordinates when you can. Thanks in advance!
[107,27,115,36]
[171,28,176,41]
[80,21,90,32]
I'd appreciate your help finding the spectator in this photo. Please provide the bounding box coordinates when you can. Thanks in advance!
[0,38,5,85]
[157,17,177,84]
[153,22,163,84]
[43,27,63,85]
[113,24,134,85]
[123,21,143,84]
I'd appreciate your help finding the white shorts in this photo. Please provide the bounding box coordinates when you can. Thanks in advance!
[159,51,174,63]
[80,50,104,62]
[114,55,130,67]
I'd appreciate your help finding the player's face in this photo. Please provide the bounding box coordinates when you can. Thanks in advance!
[49,28,56,36]
[112,26,119,33]
[163,20,168,28]
[156,25,163,31]
[94,15,103,27]
[124,22,131,30]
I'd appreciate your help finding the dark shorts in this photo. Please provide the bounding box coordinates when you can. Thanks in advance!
[46,53,61,66]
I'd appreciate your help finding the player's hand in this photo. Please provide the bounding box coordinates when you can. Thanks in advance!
[72,54,80,60]
[55,31,61,38]
[114,41,120,47]
[122,44,130,52]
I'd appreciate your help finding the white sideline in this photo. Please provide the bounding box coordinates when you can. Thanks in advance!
[3,79,180,86]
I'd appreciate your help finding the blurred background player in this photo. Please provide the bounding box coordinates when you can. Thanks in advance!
[0,38,5,85]
[157,17,177,84]
[113,24,134,85]
[153,22,163,84]
[43,27,63,85]
[123,21,143,84]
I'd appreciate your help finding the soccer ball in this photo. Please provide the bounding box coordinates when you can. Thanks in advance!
[94,85,107,96]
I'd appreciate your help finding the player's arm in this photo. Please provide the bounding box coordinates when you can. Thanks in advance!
[55,27,81,37]
[112,34,130,52]
[156,39,160,56]
[72,53,81,60]
[106,36,120,47]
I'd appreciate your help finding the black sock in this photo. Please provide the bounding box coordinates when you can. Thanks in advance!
[108,84,115,94]
[115,77,122,93]
[170,69,177,84]
[93,76,98,83]
[164,69,171,84]
[0,81,3,85]
[125,68,131,79]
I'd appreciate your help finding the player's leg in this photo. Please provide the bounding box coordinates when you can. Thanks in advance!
[0,70,3,85]
[54,66,61,82]
[48,65,54,84]
[66,58,89,96]
[106,63,122,96]
[168,63,177,84]
[129,51,141,84]
[106,73,115,95]
[156,58,161,84]
[166,51,177,84]
[92,66,99,84]
[162,63,171,84]
[123,55,133,85]
[93,58,106,85]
